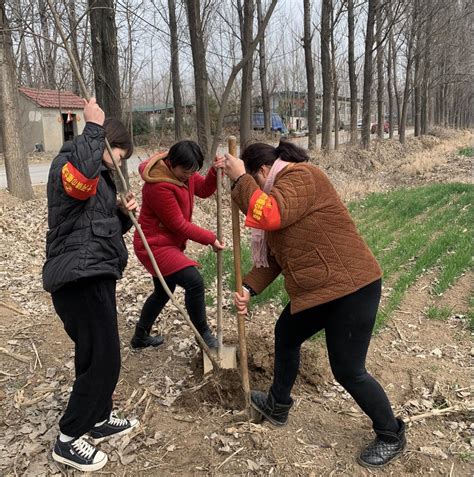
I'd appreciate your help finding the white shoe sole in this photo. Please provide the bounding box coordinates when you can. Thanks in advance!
[89,420,140,445]
[52,450,108,472]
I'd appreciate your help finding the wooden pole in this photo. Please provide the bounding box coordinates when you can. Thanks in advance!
[228,136,251,408]
[216,169,223,360]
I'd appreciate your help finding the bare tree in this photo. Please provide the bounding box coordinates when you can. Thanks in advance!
[168,0,183,140]
[38,0,56,88]
[185,0,211,159]
[320,0,332,151]
[88,0,128,182]
[375,0,384,139]
[347,0,358,144]
[256,0,270,134]
[65,0,82,95]
[399,0,417,144]
[386,15,394,139]
[238,0,255,150]
[303,0,317,150]
[0,0,33,200]
[361,0,376,148]
[12,0,33,86]
[208,0,278,159]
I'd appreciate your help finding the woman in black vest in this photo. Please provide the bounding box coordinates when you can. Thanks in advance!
[43,98,138,472]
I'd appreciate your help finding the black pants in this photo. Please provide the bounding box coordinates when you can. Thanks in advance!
[52,277,120,438]
[271,279,398,433]
[137,266,209,334]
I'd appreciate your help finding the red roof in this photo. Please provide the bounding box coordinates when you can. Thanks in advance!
[19,87,84,109]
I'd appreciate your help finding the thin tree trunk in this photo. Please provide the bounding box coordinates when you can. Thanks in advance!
[303,0,317,150]
[38,0,55,88]
[185,0,211,159]
[168,0,183,140]
[13,0,32,86]
[256,0,270,135]
[126,2,133,144]
[347,0,358,144]
[361,0,376,148]
[376,0,384,139]
[88,0,128,185]
[413,2,422,137]
[320,0,332,151]
[0,1,34,200]
[420,11,432,135]
[67,0,82,95]
[392,36,401,132]
[238,0,255,151]
[331,6,338,150]
[399,2,417,145]
[387,30,394,139]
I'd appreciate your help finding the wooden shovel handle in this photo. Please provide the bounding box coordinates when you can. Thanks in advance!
[216,168,223,358]
[228,136,251,408]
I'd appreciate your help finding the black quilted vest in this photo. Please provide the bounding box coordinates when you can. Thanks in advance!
[42,122,130,293]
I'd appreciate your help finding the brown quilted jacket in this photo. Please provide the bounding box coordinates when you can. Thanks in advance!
[231,163,382,313]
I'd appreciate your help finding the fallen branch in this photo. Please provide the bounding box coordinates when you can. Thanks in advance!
[21,392,53,407]
[215,447,244,471]
[30,340,42,369]
[405,404,473,423]
[0,370,22,377]
[123,389,138,412]
[0,347,30,363]
[0,301,27,315]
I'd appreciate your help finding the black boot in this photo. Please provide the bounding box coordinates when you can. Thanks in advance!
[130,325,164,349]
[250,389,293,426]
[358,418,406,468]
[199,328,218,349]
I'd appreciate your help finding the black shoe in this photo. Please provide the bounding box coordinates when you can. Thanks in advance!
[250,389,293,426]
[358,418,406,468]
[130,325,164,349]
[88,411,139,445]
[199,329,218,349]
[52,436,108,471]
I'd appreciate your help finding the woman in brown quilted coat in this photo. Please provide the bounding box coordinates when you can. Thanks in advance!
[223,140,406,469]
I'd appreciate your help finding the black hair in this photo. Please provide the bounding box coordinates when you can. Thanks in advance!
[167,140,204,171]
[104,118,134,159]
[241,139,309,174]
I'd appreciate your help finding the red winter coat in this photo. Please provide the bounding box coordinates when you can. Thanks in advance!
[133,152,217,277]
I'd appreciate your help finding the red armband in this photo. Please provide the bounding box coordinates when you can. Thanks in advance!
[61,162,99,200]
[245,190,281,230]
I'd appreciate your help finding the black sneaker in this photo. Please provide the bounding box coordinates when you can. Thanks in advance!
[88,412,139,445]
[52,436,108,472]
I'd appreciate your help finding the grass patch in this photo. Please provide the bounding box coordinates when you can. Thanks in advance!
[200,244,288,309]
[458,146,474,157]
[350,183,473,329]
[199,183,473,330]
[425,305,453,321]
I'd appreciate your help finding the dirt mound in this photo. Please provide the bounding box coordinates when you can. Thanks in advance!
[177,367,246,410]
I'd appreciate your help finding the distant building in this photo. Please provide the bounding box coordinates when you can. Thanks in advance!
[12,87,85,153]
[254,90,368,130]
[133,103,194,127]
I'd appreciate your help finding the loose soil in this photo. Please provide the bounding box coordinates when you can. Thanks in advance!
[0,130,472,476]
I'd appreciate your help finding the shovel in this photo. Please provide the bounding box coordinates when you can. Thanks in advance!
[203,153,237,374]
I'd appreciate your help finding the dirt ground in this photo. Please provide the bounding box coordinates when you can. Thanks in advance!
[0,130,472,476]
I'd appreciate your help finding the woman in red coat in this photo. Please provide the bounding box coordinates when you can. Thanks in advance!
[132,140,224,349]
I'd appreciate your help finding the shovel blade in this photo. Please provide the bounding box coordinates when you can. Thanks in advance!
[203,345,238,374]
